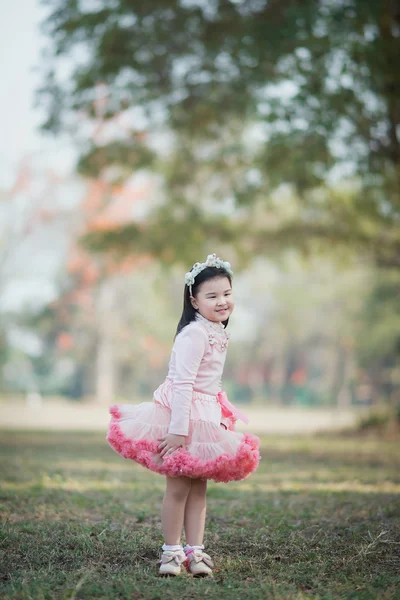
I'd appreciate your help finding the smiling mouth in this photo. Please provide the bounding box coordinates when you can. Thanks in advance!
[217,308,228,312]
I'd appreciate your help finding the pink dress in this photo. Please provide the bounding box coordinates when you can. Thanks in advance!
[106,315,260,482]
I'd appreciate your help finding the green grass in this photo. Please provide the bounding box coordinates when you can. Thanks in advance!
[0,431,399,600]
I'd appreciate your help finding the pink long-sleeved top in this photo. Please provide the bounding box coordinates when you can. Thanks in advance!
[154,318,229,436]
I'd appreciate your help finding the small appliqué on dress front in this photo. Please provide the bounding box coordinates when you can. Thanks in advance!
[207,331,230,352]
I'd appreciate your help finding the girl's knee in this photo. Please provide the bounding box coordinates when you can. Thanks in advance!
[165,476,192,501]
[189,478,207,497]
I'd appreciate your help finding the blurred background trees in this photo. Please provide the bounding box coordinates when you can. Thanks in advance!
[38,0,400,263]
[1,0,399,407]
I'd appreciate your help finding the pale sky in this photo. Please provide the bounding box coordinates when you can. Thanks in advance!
[0,2,77,312]
[0,1,73,188]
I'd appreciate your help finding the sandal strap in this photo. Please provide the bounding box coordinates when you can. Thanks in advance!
[189,550,214,568]
[161,549,186,566]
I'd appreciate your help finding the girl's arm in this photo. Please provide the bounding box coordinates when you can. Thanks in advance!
[168,325,208,437]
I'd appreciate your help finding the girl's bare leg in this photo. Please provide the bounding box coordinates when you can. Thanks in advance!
[162,476,192,545]
[183,478,208,546]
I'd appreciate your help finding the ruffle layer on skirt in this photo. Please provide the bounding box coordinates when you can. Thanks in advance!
[107,401,260,483]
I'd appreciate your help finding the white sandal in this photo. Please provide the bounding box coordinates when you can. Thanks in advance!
[158,548,187,576]
[185,548,214,577]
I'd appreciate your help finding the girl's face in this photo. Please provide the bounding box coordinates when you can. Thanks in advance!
[190,276,234,323]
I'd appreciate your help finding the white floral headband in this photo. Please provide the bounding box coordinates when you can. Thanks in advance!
[185,253,233,295]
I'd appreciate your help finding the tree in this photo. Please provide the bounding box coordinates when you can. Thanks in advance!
[60,169,156,403]
[355,269,400,405]
[38,0,400,266]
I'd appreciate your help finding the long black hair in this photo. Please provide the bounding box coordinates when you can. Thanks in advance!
[176,266,232,336]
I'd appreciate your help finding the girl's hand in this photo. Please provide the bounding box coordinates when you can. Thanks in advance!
[157,434,186,458]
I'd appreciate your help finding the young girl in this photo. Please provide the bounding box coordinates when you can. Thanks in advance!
[107,253,260,577]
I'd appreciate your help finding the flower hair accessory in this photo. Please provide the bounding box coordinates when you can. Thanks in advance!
[185,253,233,290]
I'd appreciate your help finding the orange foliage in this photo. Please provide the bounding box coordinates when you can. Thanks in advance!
[135,131,147,142]
[103,253,151,277]
[83,179,107,217]
[290,368,307,386]
[67,247,91,273]
[57,332,74,351]
[81,262,100,285]
[39,209,57,222]
[70,288,94,309]
[62,83,156,313]
[10,158,32,194]
[90,181,150,231]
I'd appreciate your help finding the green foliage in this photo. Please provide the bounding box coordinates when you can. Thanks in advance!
[77,141,156,178]
[83,204,240,266]
[35,0,400,406]
[357,405,400,432]
[39,0,400,267]
[1,304,88,397]
[358,271,400,357]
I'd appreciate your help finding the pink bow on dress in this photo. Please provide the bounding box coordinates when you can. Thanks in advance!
[217,391,249,424]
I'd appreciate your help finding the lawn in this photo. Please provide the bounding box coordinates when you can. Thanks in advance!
[0,430,399,599]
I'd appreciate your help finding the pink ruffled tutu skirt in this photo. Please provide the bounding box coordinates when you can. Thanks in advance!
[106,379,260,483]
